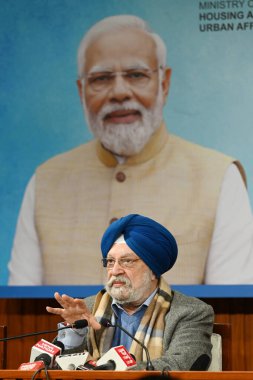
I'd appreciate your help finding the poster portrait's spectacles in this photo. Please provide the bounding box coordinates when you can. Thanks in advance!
[80,66,163,92]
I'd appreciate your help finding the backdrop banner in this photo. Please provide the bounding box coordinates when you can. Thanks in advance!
[1,0,253,287]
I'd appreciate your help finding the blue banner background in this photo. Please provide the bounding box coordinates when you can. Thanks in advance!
[1,0,253,286]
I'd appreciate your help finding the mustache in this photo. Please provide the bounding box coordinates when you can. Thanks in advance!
[98,101,145,120]
[107,275,131,287]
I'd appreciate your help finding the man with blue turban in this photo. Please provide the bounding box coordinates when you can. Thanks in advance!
[47,214,214,371]
[101,214,178,278]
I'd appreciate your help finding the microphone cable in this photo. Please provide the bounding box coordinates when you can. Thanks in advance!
[31,366,49,380]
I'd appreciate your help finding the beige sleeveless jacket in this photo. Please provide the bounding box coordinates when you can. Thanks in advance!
[35,124,243,284]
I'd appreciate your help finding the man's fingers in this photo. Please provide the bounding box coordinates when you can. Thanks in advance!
[46,306,64,316]
[74,298,87,311]
[54,292,66,307]
[47,292,74,316]
[47,292,89,325]
[62,294,75,302]
[55,292,73,308]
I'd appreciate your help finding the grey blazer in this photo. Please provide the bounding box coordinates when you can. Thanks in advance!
[65,290,214,371]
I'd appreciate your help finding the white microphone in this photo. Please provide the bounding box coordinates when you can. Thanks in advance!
[30,339,63,368]
[95,345,137,370]
[100,318,154,370]
[18,339,63,370]
[55,351,90,370]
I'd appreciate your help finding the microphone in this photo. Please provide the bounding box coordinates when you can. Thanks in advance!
[55,351,90,370]
[33,354,51,368]
[95,360,116,370]
[19,339,64,370]
[30,339,64,368]
[95,345,136,370]
[0,319,88,342]
[76,360,97,370]
[100,318,154,370]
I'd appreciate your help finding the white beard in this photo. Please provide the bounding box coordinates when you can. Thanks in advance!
[105,271,153,305]
[82,88,164,156]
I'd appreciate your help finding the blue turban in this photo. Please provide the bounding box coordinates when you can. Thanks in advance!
[101,214,178,277]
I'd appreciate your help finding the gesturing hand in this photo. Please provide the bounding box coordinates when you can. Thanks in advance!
[46,292,101,330]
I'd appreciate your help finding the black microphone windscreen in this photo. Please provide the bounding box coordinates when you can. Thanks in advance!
[53,340,65,351]
[35,353,51,367]
[72,320,88,329]
[76,361,97,370]
[99,318,113,327]
[94,360,116,370]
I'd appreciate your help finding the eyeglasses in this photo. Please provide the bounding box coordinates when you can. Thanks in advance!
[80,67,161,92]
[101,257,140,269]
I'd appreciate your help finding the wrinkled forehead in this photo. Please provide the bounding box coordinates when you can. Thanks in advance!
[84,28,158,74]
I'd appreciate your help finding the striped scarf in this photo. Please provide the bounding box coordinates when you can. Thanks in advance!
[88,277,172,362]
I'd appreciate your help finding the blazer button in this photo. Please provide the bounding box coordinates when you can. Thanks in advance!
[115,172,126,182]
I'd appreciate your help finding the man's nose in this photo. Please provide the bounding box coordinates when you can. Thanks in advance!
[108,74,132,102]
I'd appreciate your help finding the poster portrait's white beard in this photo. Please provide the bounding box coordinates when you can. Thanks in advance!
[83,86,164,157]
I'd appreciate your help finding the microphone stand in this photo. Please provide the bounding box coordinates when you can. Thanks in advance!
[0,320,88,342]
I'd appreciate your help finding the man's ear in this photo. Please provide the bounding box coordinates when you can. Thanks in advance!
[76,79,83,102]
[161,67,172,104]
